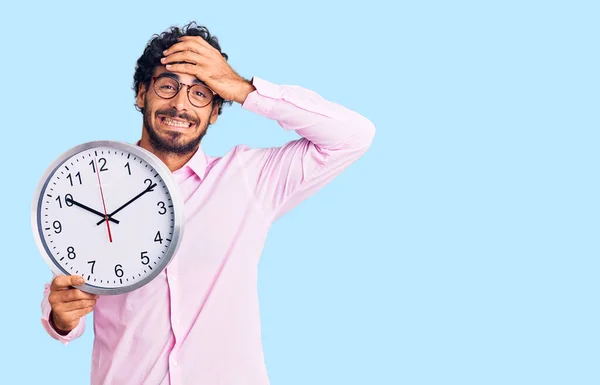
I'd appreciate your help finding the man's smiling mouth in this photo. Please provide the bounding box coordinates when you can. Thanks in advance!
[160,116,194,128]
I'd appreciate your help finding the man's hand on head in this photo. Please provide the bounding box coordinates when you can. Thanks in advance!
[161,36,256,104]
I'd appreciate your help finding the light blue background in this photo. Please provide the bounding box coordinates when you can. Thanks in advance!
[1,1,598,384]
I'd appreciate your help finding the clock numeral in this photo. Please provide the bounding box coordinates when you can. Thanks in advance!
[56,194,74,208]
[115,264,124,277]
[67,172,82,186]
[88,260,96,274]
[154,231,163,244]
[53,220,62,234]
[144,178,153,189]
[124,162,131,175]
[141,251,149,265]
[89,158,108,173]
[67,246,76,260]
[157,201,166,215]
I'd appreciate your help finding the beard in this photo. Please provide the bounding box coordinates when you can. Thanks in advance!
[143,106,209,155]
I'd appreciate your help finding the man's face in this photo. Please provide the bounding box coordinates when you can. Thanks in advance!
[137,66,219,155]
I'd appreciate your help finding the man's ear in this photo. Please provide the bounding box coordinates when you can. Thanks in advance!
[209,101,221,124]
[136,83,147,110]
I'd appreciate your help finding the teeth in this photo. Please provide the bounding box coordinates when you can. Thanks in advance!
[163,117,191,128]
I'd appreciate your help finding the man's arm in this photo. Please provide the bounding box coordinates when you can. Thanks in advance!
[237,77,376,220]
[161,36,375,219]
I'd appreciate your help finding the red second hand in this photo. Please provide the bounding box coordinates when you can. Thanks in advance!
[94,158,113,243]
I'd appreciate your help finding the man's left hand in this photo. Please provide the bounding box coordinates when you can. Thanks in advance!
[161,36,256,104]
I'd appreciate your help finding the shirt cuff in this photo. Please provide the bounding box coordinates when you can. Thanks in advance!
[41,305,85,345]
[241,77,279,118]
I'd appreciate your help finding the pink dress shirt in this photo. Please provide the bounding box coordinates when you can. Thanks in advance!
[40,76,375,385]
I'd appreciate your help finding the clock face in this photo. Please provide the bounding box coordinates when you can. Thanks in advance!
[32,141,184,295]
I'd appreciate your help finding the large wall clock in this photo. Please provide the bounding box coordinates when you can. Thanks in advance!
[31,140,184,295]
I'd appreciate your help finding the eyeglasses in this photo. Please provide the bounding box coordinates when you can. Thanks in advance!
[152,76,216,108]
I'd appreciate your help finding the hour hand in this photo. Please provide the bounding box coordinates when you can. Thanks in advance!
[65,196,120,224]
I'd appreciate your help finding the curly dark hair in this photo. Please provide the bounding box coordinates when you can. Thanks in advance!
[133,21,233,115]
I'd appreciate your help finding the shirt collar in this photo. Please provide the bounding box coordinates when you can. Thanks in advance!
[136,140,208,181]
[177,145,208,180]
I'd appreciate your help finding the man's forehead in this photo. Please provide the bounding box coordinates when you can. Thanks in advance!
[153,66,205,85]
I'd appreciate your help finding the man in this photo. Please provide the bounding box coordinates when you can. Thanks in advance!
[41,22,375,384]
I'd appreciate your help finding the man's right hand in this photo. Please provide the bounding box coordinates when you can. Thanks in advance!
[48,275,99,335]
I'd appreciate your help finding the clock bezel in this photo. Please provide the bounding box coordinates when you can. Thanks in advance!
[31,140,185,296]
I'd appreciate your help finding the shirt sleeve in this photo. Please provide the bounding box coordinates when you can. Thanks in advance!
[238,76,376,221]
[40,279,86,344]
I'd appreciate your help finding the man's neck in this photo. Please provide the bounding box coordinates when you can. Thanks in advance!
[138,136,197,172]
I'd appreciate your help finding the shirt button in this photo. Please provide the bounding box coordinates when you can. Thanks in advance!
[171,275,177,282]
[173,360,178,367]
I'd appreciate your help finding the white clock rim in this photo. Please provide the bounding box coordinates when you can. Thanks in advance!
[31,140,185,296]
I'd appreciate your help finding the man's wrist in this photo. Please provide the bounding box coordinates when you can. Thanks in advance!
[232,78,256,104]
[49,311,72,336]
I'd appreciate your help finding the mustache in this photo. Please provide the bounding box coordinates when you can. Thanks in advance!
[155,109,200,125]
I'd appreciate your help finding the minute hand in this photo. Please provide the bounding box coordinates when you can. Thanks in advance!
[96,182,157,226]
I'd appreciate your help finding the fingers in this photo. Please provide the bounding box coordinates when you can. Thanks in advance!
[161,50,204,67]
[177,35,211,46]
[49,287,98,305]
[52,305,95,332]
[50,274,84,291]
[49,275,98,306]
[163,62,201,76]
[52,299,96,312]
[53,298,97,313]
[49,275,98,333]
[162,39,222,68]
[63,306,95,321]
[164,36,213,56]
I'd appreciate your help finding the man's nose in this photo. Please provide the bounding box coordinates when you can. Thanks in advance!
[169,87,190,110]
